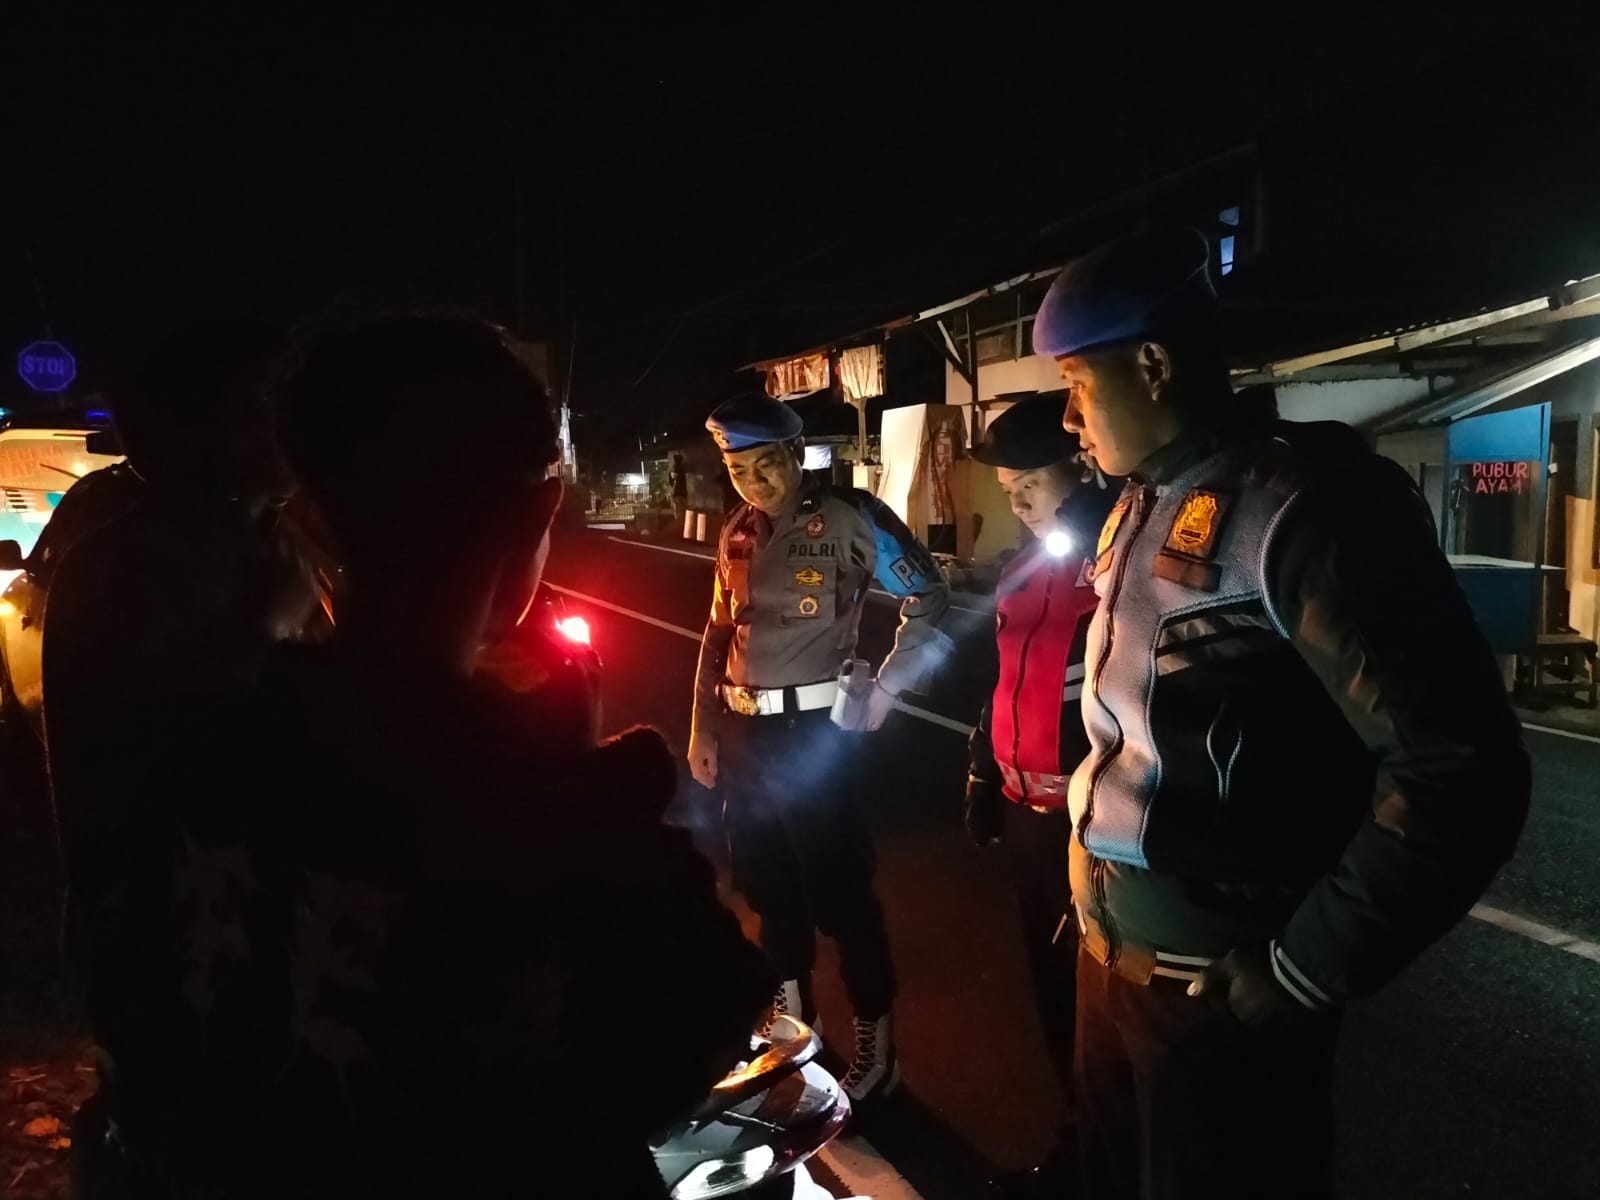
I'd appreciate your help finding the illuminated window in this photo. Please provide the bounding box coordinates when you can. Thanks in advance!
[803,444,834,470]
[1217,206,1241,277]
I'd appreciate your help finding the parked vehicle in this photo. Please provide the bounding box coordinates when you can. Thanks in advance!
[0,421,129,733]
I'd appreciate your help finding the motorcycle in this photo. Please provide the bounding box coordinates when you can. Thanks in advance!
[487,592,857,1196]
[654,1016,851,1199]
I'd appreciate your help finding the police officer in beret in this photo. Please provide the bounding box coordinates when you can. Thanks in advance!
[967,394,1119,1197]
[1033,229,1530,1197]
[689,393,954,1105]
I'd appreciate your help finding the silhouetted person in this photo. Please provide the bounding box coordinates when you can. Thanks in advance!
[255,316,771,1197]
[44,319,321,1197]
[670,451,689,531]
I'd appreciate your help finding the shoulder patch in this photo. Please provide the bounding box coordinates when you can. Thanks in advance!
[1164,489,1233,561]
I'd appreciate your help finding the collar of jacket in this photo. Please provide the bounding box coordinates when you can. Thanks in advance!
[1130,403,1275,487]
[796,476,828,514]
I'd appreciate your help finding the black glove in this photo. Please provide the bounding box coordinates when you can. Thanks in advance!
[964,774,1004,848]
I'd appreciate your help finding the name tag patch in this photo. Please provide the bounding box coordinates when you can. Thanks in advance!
[788,542,837,559]
[1153,552,1221,591]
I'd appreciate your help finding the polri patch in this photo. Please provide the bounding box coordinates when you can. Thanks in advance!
[806,514,826,538]
[797,595,821,618]
[788,542,836,559]
[1164,489,1230,560]
[795,567,825,587]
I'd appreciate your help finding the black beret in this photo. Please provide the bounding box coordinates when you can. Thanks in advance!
[972,393,1080,469]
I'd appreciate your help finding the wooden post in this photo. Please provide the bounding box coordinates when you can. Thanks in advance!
[967,307,982,448]
[966,308,981,409]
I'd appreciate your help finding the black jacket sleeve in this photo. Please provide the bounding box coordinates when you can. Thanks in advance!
[1263,453,1531,1007]
[969,700,999,784]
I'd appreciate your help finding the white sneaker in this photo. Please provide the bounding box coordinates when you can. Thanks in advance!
[757,977,824,1043]
[841,1013,901,1104]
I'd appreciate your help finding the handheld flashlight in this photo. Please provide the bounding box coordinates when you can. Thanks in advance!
[1044,530,1074,558]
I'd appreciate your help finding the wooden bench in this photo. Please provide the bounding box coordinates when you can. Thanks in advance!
[1529,633,1599,708]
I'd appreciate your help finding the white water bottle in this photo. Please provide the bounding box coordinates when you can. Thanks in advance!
[830,658,875,730]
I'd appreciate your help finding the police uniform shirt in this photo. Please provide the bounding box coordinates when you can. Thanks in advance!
[693,477,951,726]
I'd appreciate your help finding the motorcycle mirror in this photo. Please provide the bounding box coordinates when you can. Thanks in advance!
[0,540,23,572]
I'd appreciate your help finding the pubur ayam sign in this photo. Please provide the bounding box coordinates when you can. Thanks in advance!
[1466,461,1533,496]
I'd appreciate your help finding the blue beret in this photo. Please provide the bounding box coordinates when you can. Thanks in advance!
[706,394,804,451]
[1032,228,1217,359]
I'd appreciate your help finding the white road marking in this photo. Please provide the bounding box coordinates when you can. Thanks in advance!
[1469,903,1600,965]
[893,700,974,736]
[543,584,702,644]
[606,535,715,561]
[1520,721,1600,747]
[817,1136,925,1199]
[545,583,976,736]
[550,581,1600,969]
[604,534,991,614]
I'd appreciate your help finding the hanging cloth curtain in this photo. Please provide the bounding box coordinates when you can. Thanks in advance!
[837,344,885,403]
[764,353,830,399]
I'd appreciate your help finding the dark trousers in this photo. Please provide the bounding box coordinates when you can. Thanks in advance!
[1075,949,1340,1200]
[719,708,896,1018]
[1000,801,1077,1106]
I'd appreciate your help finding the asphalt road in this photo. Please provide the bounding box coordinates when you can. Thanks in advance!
[547,525,1600,1200]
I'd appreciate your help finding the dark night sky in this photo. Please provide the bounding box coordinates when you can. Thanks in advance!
[0,5,1563,452]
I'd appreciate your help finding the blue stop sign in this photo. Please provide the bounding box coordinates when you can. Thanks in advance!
[18,341,77,393]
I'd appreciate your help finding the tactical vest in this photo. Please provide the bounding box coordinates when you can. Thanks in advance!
[1070,431,1371,886]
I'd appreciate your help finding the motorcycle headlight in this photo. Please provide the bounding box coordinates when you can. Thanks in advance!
[670,1145,778,1199]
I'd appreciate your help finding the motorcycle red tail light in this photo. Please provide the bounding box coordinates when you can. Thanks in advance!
[555,615,591,646]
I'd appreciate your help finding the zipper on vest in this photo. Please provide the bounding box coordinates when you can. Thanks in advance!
[1082,486,1155,969]
[1009,554,1057,804]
